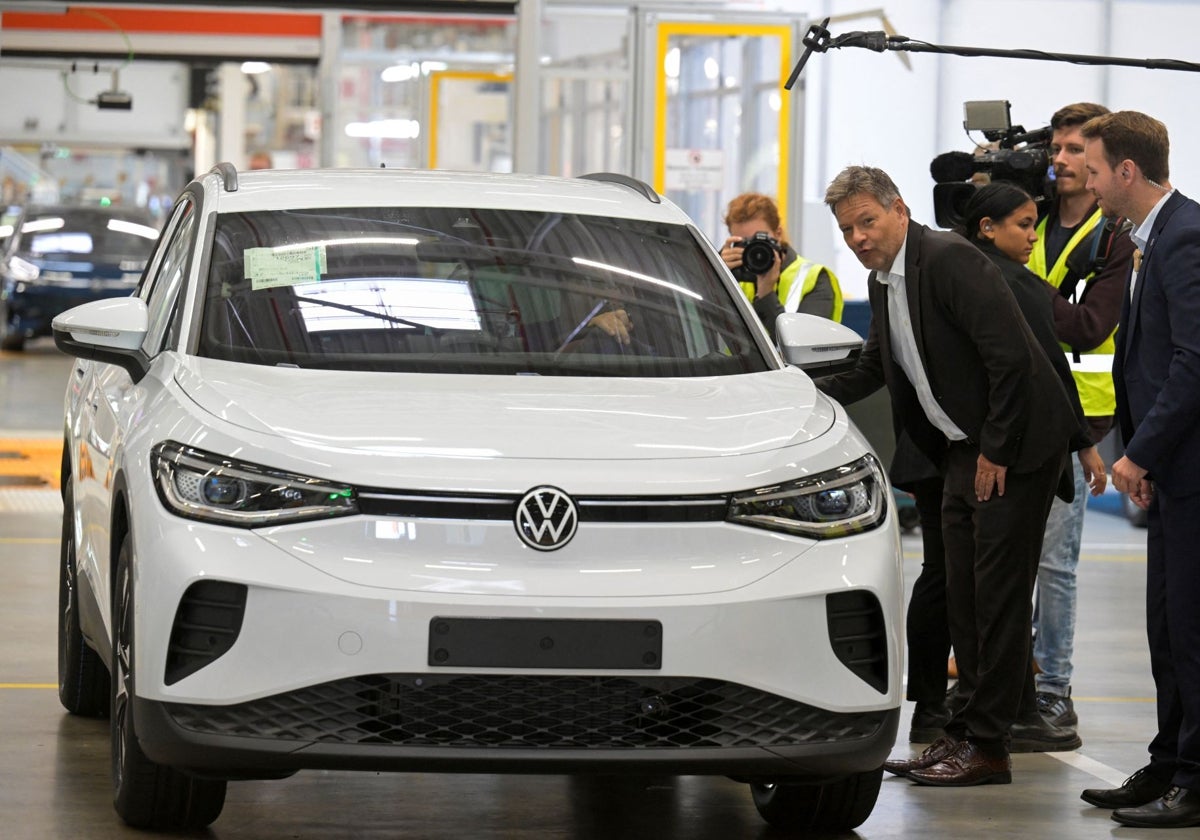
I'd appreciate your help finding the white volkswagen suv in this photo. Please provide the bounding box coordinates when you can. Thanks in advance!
[53,165,902,833]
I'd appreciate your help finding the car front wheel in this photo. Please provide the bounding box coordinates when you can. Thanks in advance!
[111,533,226,829]
[750,767,883,832]
[57,481,109,716]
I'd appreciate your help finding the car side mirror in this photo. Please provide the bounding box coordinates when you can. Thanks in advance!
[52,297,151,382]
[775,313,863,374]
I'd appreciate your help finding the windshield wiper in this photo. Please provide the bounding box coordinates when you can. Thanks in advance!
[294,295,441,332]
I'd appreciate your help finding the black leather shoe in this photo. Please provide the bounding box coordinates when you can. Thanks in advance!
[906,740,1012,787]
[884,735,958,777]
[1112,786,1200,828]
[945,681,966,715]
[1009,717,1082,753]
[910,702,951,743]
[1081,765,1173,809]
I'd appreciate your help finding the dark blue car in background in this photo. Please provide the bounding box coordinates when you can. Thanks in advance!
[0,204,159,351]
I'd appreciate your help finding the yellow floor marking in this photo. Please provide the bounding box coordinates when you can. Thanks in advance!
[0,683,57,689]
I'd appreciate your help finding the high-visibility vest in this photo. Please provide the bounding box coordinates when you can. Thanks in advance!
[740,255,845,322]
[1028,208,1117,417]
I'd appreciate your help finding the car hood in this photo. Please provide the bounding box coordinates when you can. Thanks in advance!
[174,358,832,462]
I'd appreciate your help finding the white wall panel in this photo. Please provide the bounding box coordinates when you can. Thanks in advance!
[0,61,190,149]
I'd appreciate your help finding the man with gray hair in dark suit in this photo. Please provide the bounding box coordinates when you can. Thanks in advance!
[816,165,1084,786]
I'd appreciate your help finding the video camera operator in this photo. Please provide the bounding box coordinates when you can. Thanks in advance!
[1027,102,1135,732]
[719,193,843,339]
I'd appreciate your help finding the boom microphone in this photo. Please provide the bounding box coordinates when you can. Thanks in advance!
[785,17,831,90]
[930,150,977,183]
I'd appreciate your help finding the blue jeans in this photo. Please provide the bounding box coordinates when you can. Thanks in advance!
[1033,457,1087,696]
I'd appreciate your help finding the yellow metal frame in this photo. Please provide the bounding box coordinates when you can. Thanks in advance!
[427,69,513,170]
[652,21,793,222]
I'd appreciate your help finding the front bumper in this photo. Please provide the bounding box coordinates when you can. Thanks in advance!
[126,484,904,781]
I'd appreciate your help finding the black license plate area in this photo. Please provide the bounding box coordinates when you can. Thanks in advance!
[428,617,662,669]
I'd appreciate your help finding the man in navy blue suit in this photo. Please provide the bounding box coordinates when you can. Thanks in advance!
[1077,111,1200,829]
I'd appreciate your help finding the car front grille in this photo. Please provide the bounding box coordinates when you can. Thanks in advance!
[356,491,729,522]
[165,674,888,749]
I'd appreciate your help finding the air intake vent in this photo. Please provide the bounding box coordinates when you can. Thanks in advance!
[826,590,888,693]
[164,580,247,685]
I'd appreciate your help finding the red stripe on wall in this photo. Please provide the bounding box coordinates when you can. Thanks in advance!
[1,7,322,38]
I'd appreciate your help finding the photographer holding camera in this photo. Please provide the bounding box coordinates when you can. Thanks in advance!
[1027,102,1136,732]
[720,193,843,338]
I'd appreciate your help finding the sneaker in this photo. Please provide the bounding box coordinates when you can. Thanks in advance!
[1037,690,1078,727]
[1009,717,1082,753]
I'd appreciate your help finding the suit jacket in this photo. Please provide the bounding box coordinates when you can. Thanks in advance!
[975,240,1092,454]
[819,221,1078,477]
[1115,190,1200,497]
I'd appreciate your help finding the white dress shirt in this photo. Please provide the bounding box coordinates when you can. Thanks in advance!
[875,237,967,441]
[1129,189,1174,300]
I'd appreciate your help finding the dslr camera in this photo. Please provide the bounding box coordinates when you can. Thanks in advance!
[732,232,784,283]
[930,100,1054,228]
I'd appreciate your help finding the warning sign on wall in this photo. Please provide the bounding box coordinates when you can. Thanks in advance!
[664,148,725,191]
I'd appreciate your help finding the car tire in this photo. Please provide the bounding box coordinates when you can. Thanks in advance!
[1122,493,1149,528]
[750,767,883,832]
[111,534,226,830]
[57,481,110,717]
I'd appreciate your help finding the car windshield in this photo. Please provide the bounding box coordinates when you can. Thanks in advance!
[13,208,158,264]
[196,206,770,377]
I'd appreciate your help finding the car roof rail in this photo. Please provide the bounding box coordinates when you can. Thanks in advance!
[578,172,661,204]
[212,162,239,193]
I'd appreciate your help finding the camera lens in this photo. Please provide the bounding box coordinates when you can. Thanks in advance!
[741,238,777,275]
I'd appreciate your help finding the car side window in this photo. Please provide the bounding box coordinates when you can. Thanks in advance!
[140,200,197,356]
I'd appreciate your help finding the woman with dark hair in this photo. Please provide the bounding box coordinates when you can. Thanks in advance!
[960,183,1101,479]
[956,181,1106,747]
[960,182,1042,270]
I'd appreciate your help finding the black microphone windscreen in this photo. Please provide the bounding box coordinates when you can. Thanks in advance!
[785,17,830,90]
[930,151,977,183]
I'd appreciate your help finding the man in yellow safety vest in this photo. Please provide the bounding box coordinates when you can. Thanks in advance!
[1028,102,1136,732]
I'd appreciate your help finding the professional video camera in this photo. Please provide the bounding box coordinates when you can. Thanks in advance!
[930,100,1054,229]
[731,231,784,283]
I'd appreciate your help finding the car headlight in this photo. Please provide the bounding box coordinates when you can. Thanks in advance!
[152,442,358,527]
[728,454,888,539]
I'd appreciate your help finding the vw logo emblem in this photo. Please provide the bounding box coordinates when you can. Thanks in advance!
[515,486,578,551]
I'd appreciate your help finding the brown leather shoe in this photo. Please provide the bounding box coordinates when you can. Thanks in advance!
[883,735,959,777]
[906,740,1012,787]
